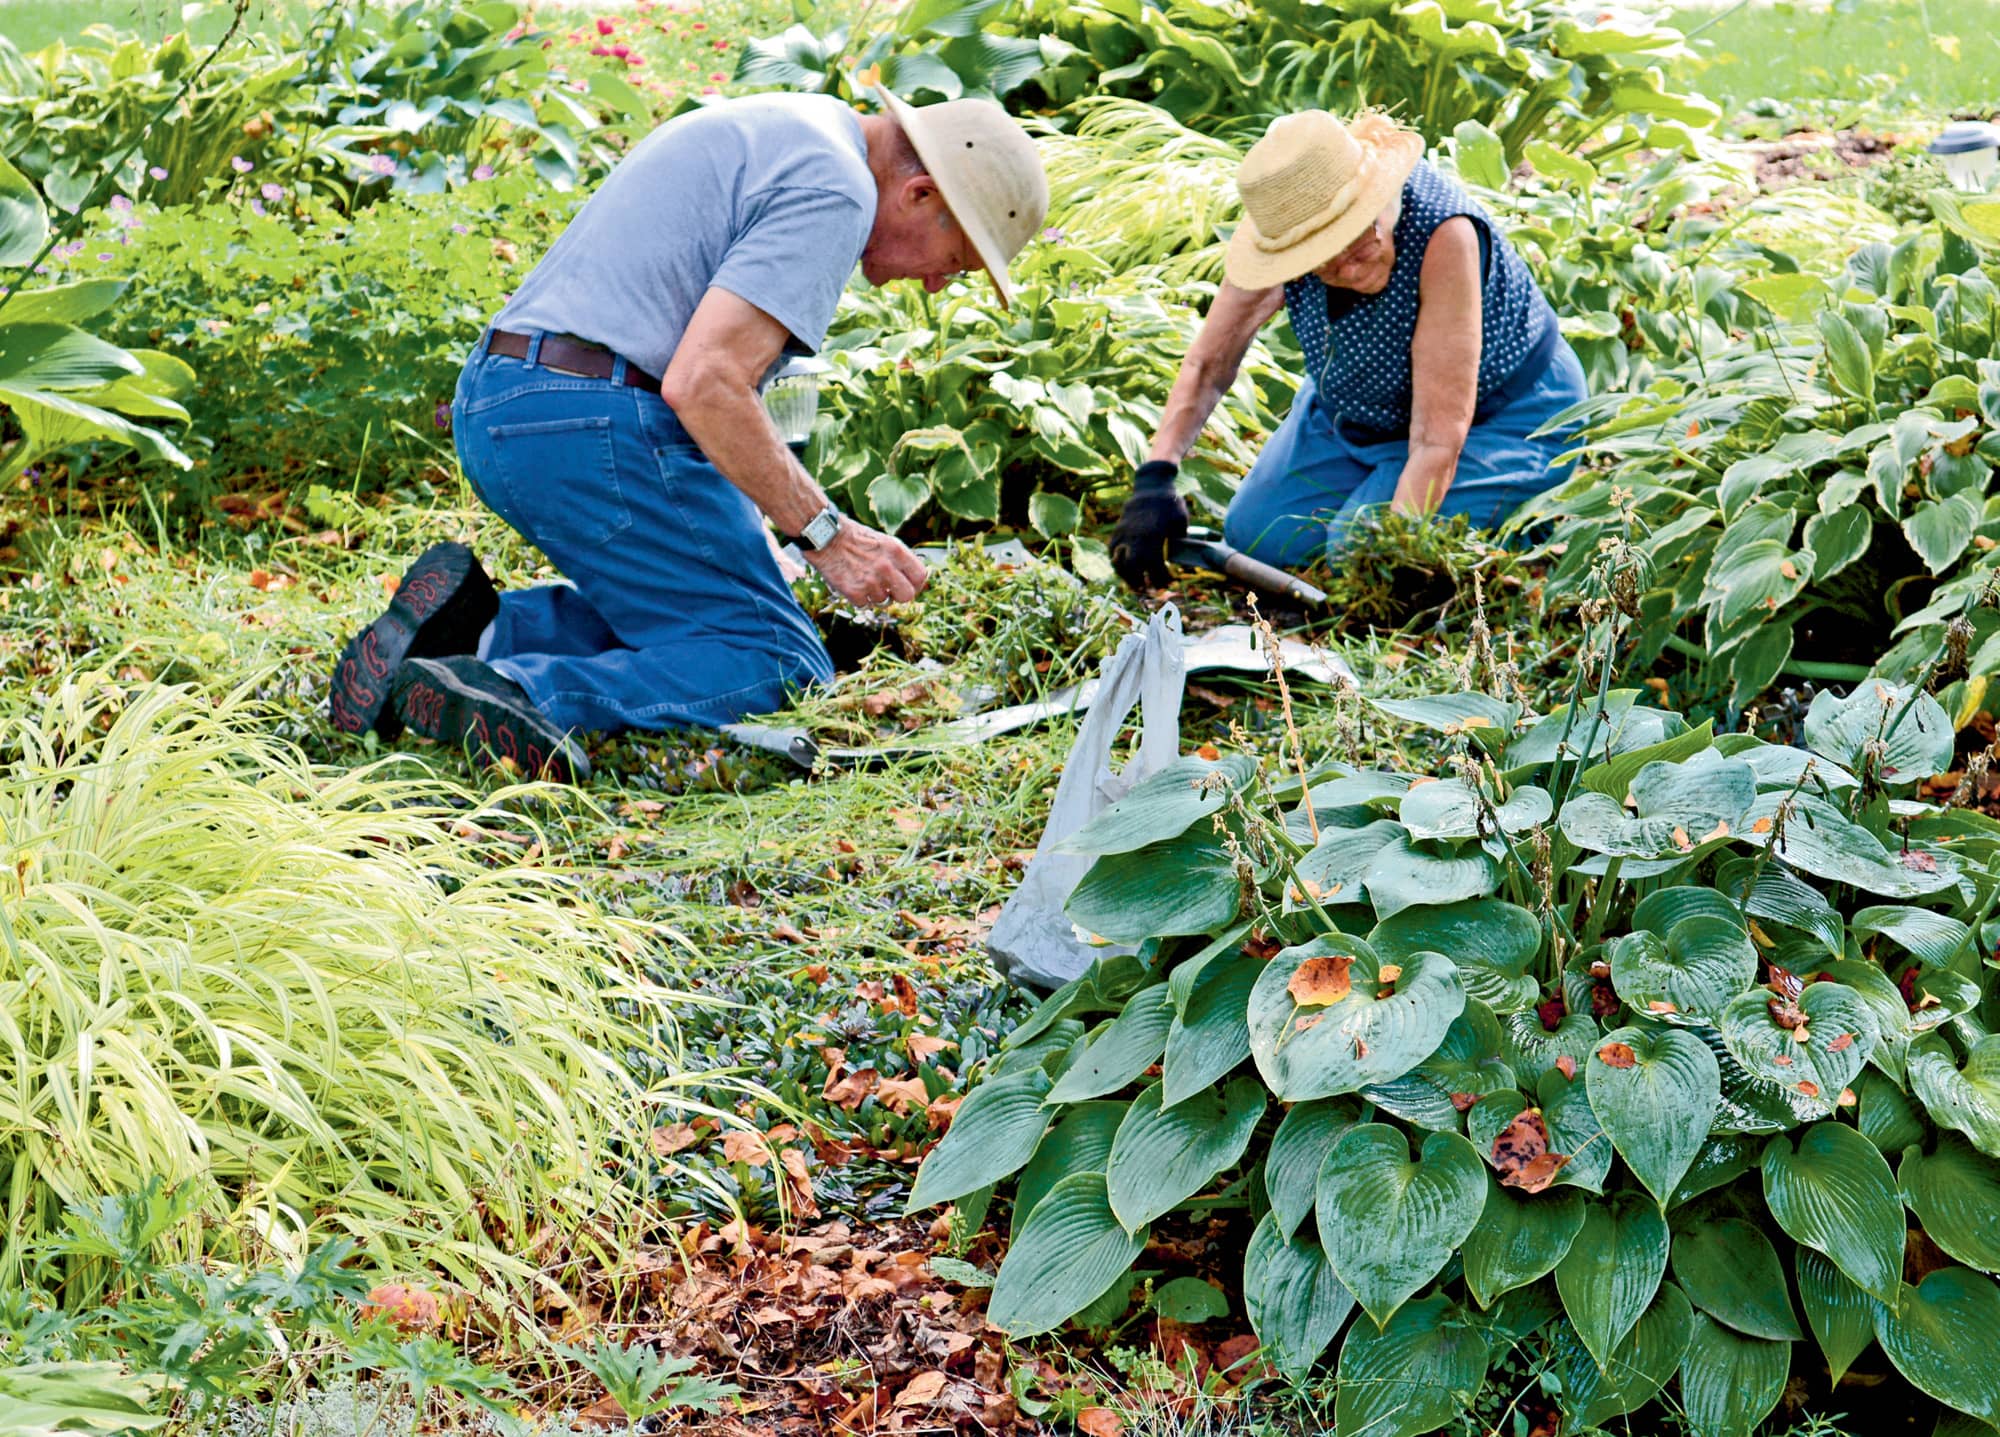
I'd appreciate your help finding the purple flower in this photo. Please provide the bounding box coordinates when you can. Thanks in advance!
[109,194,132,212]
[250,199,266,216]
[261,182,285,202]
[96,252,113,262]
[433,401,452,431]
[231,155,253,174]
[1040,226,1065,242]
[450,223,469,234]
[148,165,169,181]
[23,466,40,481]
[472,164,494,181]
[369,154,396,176]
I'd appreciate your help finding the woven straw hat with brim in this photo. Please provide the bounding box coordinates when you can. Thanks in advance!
[873,85,1048,310]
[1225,110,1425,292]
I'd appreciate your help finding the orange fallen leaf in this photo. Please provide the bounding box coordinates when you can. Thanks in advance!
[1672,826,1693,852]
[896,1372,948,1409]
[361,1284,439,1333]
[722,1129,773,1166]
[1554,1054,1577,1080]
[1377,964,1404,983]
[650,1122,700,1156]
[1597,1042,1638,1069]
[907,1033,956,1062]
[1078,1408,1124,1437]
[1287,954,1355,1008]
[877,1075,931,1114]
[1195,743,1221,761]
[1796,1081,1821,1098]
[1828,1032,1855,1052]
[821,1066,880,1110]
[1491,1109,1568,1194]
[1751,816,1774,834]
[1780,560,1799,580]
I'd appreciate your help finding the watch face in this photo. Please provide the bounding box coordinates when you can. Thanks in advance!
[804,508,841,549]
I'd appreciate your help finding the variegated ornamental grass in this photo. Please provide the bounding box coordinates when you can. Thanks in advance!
[0,672,704,1299]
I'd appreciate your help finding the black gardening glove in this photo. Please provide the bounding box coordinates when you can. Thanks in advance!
[1109,460,1189,591]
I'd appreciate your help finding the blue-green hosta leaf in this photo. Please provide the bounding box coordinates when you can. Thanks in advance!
[1552,1284,1694,1428]
[1105,1078,1264,1230]
[1360,834,1502,918]
[1370,898,1542,1014]
[1335,1295,1490,1437]
[1703,530,1812,632]
[0,324,145,391]
[0,153,48,263]
[0,277,126,327]
[1673,1134,1767,1205]
[1362,1001,1516,1131]
[1243,1215,1354,1380]
[1266,1098,1361,1240]
[1722,859,1844,955]
[1678,1311,1791,1437]
[1047,984,1174,1103]
[1909,1034,2000,1158]
[1900,1134,2000,1274]
[1797,1248,1874,1385]
[1577,719,1718,804]
[1718,980,1880,1116]
[1669,1215,1804,1340]
[1874,1268,2000,1427]
[1539,1066,1614,1193]
[1803,681,1955,783]
[1067,822,1244,943]
[1609,916,1757,1025]
[1316,1125,1487,1328]
[1587,1025,1722,1208]
[1510,692,1685,770]
[1461,1172,1585,1309]
[1717,734,1859,793]
[1058,753,1257,856]
[1708,1026,1823,1134]
[1293,819,1407,905]
[1370,691,1520,743]
[1630,886,1747,936]
[1555,1193,1669,1372]
[1761,1122,1905,1304]
[1396,780,1551,841]
[1858,1069,1930,1154]
[1562,748,1755,857]
[907,1068,1052,1210]
[1160,953,1260,1107]
[1742,792,1960,897]
[1010,1101,1124,1240]
[1248,938,1465,1100]
[1821,308,1876,407]
[1850,906,1972,971]
[1505,1010,1600,1087]
[987,1173,1146,1336]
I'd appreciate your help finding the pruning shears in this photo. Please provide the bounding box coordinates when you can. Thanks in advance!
[1170,526,1328,608]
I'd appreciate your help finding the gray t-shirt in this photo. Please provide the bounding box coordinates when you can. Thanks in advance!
[494,94,874,379]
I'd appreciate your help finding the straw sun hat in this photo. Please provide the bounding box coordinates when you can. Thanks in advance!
[873,85,1049,309]
[1225,110,1424,291]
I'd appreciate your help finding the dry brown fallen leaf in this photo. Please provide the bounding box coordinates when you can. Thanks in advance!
[1287,953,1355,1007]
[1597,1042,1638,1069]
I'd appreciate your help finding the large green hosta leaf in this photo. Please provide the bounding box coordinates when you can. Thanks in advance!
[1505,1009,1600,1087]
[1105,1078,1264,1230]
[1361,833,1503,918]
[1797,1248,1874,1384]
[1461,1172,1585,1309]
[1741,792,1959,897]
[1248,937,1465,1100]
[1067,821,1244,942]
[1058,753,1257,856]
[1555,1193,1669,1373]
[0,153,48,263]
[1678,1312,1790,1437]
[1670,1215,1803,1340]
[1160,952,1260,1107]
[1901,1135,2000,1274]
[1266,1098,1361,1240]
[1803,682,1955,783]
[1909,1035,2000,1157]
[1586,1025,1721,1207]
[1539,1066,1614,1193]
[1608,916,1757,1024]
[1316,1125,1487,1328]
[987,1173,1146,1337]
[1396,779,1552,840]
[1010,1101,1123,1239]
[1370,898,1542,1013]
[1551,1283,1694,1428]
[1335,1296,1489,1437]
[1560,749,1755,858]
[1718,980,1879,1117]
[907,1067,1052,1210]
[1243,1214,1354,1381]
[1761,1122,1905,1305]
[1362,1001,1517,1132]
[1046,984,1173,1103]
[1874,1268,2000,1427]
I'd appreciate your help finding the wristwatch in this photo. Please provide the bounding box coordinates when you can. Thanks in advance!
[787,503,843,551]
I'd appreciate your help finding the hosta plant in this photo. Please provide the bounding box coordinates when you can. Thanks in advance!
[912,620,2000,1434]
[1517,227,2000,711]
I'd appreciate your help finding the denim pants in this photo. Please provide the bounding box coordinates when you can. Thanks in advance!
[450,334,834,734]
[1221,340,1590,569]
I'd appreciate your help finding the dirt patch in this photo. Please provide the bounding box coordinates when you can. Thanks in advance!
[1751,128,1903,189]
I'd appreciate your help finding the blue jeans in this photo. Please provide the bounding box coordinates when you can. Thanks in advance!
[450,335,833,734]
[1222,340,1590,569]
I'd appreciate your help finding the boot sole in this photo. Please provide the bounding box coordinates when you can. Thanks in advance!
[329,543,498,737]
[393,658,590,784]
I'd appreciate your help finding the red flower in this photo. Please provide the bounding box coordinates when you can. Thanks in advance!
[596,16,617,34]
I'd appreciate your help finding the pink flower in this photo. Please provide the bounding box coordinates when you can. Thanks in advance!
[230,155,253,173]
[96,252,113,261]
[261,182,284,201]
[472,164,494,181]
[691,19,706,29]
[596,16,616,33]
[148,165,168,180]
[591,44,611,55]
[451,223,470,234]
[610,43,630,57]
[626,53,643,65]
[708,70,725,81]
[109,194,132,212]
[250,199,266,215]
[369,154,396,176]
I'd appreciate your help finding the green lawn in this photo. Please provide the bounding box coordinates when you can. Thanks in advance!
[0,0,317,50]
[1668,0,2000,116]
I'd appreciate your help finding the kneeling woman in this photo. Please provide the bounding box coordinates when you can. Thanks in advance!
[1111,109,1588,584]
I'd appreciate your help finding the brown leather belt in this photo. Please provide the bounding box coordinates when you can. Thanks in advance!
[486,329,662,392]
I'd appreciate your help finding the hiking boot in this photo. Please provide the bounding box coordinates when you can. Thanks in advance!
[330,541,499,737]
[390,654,591,784]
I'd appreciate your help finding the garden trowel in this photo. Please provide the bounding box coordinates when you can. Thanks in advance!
[1170,525,1328,608]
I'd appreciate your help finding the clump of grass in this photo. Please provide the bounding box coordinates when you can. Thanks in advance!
[0,669,717,1305]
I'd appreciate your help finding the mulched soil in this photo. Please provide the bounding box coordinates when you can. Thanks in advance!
[1750,127,1902,188]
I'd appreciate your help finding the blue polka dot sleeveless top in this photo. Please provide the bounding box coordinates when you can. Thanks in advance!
[1282,159,1553,437]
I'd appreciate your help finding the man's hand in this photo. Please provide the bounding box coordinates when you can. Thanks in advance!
[1109,460,1189,590]
[806,520,929,607]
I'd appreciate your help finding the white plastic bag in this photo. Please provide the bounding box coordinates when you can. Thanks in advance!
[986,604,1186,990]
